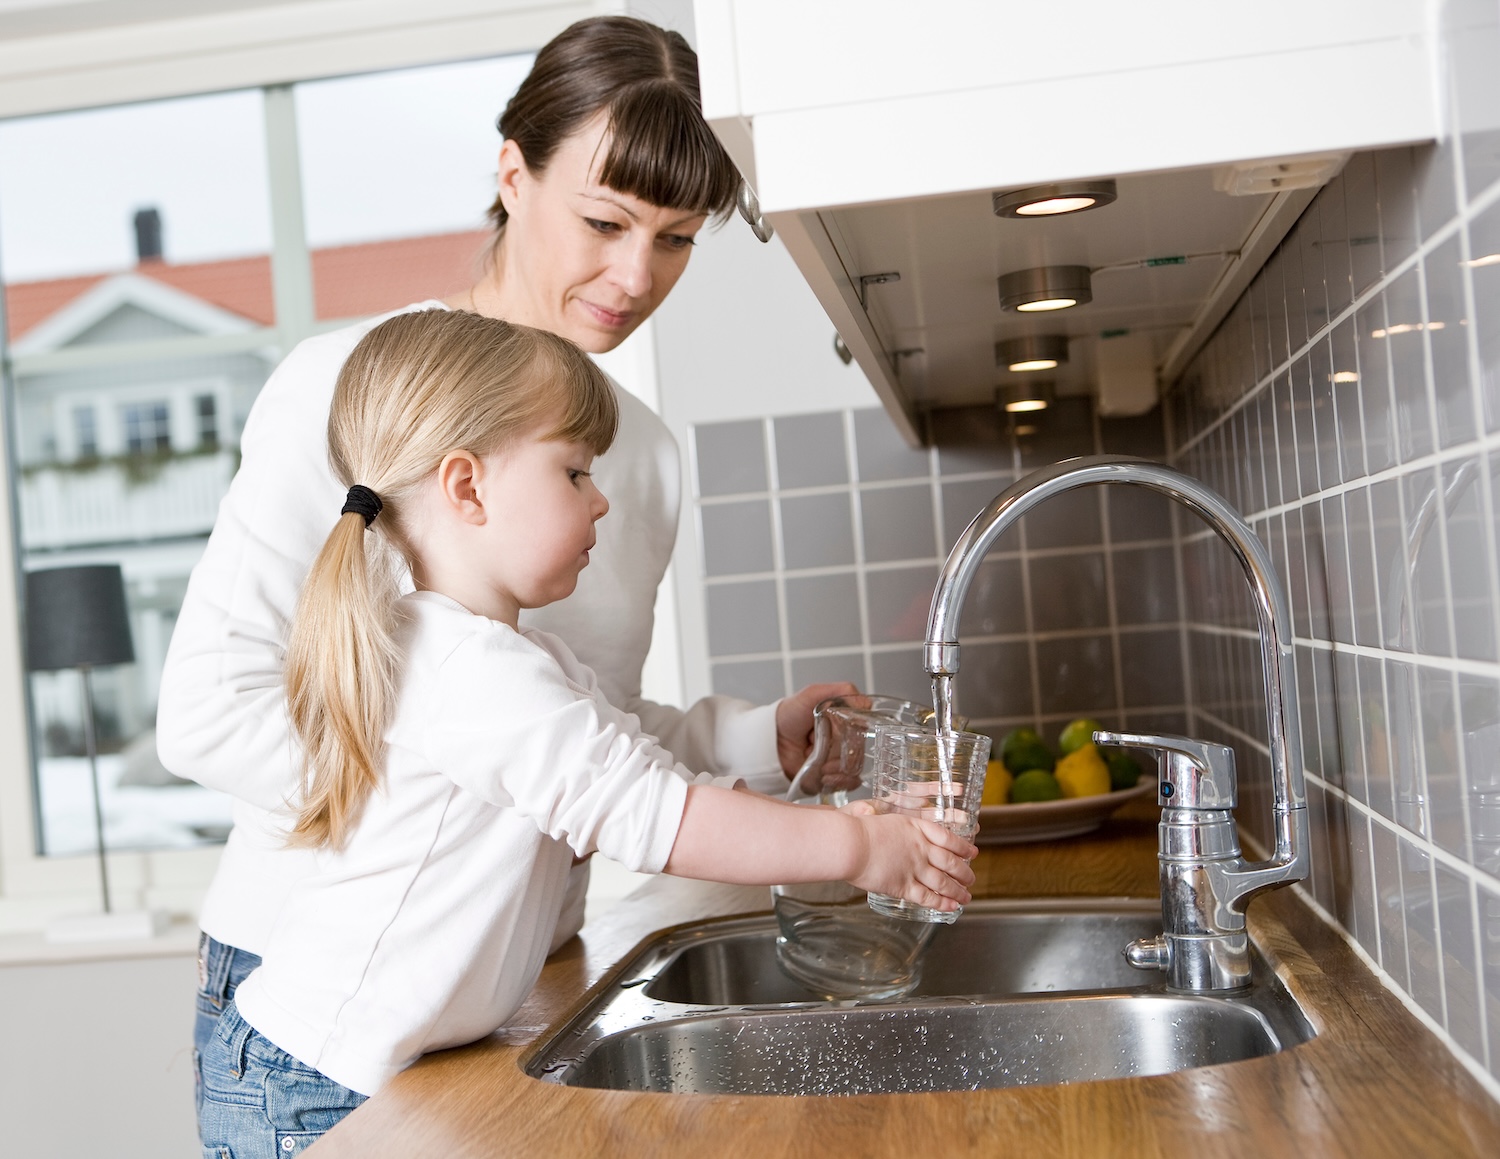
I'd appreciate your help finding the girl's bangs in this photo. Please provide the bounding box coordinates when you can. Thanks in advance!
[543,348,618,455]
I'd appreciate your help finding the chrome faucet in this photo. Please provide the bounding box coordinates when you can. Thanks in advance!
[925,455,1309,992]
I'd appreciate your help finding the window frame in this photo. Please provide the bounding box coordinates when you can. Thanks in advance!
[0,4,591,930]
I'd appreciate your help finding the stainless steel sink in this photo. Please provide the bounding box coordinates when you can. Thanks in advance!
[526,899,1315,1095]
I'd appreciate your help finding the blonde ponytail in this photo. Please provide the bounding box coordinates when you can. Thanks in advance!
[283,309,616,848]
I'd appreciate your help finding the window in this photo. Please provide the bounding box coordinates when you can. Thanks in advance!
[195,394,218,449]
[121,401,172,454]
[0,53,531,864]
[72,405,97,459]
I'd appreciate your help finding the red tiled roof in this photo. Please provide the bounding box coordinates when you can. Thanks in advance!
[4,229,492,342]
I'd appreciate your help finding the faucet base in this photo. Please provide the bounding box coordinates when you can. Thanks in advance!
[1164,931,1252,992]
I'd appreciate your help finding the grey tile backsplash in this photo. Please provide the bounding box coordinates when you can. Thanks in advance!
[692,397,1184,743]
[1163,4,1500,1080]
[692,2,1500,1092]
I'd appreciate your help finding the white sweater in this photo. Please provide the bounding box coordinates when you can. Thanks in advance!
[156,302,781,955]
[233,592,738,1096]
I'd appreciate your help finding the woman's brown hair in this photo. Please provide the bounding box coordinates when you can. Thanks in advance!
[488,16,740,230]
[284,309,617,848]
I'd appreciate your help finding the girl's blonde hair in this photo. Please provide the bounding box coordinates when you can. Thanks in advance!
[285,309,617,848]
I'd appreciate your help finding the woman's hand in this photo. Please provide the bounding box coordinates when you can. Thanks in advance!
[774,681,858,781]
[840,802,977,912]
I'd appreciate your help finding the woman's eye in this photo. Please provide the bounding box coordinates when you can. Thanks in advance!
[585,217,621,235]
[661,234,696,251]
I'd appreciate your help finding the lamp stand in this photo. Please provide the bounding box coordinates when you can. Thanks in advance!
[45,665,169,944]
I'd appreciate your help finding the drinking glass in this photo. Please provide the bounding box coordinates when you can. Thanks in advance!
[866,723,991,924]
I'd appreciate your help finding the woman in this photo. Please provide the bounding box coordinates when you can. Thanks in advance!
[157,14,850,1093]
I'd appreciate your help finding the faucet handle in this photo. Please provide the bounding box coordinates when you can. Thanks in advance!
[1093,730,1238,810]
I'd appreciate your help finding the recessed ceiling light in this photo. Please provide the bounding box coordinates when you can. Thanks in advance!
[996,335,1069,372]
[998,265,1093,313]
[1332,370,1359,383]
[993,180,1117,219]
[997,381,1056,414]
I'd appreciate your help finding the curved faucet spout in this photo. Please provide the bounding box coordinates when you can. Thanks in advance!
[925,455,1308,896]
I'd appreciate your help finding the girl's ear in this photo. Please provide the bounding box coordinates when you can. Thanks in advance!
[436,450,487,524]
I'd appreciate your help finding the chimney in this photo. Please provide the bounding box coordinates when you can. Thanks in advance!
[133,208,162,263]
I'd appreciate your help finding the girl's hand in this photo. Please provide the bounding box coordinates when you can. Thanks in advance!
[841,805,977,912]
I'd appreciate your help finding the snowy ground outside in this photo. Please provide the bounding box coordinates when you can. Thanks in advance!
[36,753,234,856]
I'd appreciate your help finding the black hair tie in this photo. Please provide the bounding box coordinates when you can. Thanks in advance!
[341,484,383,528]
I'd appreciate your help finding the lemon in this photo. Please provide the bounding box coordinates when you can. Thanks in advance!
[982,760,1013,806]
[1054,742,1111,798]
[1057,718,1103,756]
[1010,769,1063,803]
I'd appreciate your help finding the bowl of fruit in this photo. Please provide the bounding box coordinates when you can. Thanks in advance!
[976,718,1155,844]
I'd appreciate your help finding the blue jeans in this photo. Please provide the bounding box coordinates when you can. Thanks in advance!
[195,934,261,1067]
[194,936,366,1155]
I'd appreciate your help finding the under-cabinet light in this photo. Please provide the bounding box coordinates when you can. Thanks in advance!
[998,266,1093,313]
[997,381,1056,414]
[996,335,1069,373]
[1464,253,1500,268]
[992,180,1118,219]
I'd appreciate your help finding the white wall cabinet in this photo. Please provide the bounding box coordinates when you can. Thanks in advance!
[693,0,1443,441]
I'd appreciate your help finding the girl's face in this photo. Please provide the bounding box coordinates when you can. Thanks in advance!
[477,435,609,615]
[488,114,708,354]
[420,431,610,627]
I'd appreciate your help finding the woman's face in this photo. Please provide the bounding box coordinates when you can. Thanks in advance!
[490,113,709,353]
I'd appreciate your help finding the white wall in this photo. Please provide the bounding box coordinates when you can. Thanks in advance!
[650,219,879,707]
[0,948,199,1156]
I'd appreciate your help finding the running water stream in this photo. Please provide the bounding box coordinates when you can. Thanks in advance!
[930,673,958,818]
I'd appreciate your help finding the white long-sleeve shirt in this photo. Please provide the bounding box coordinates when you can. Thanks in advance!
[156,302,782,955]
[234,592,738,1096]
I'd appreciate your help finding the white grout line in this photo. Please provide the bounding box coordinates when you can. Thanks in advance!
[1456,146,1499,1073]
[762,417,794,700]
[1184,618,1500,680]
[843,410,876,696]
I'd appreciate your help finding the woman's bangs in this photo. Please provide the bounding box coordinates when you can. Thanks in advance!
[598,82,740,221]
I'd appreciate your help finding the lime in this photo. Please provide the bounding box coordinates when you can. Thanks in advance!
[1010,769,1063,803]
[1005,738,1054,774]
[1057,718,1103,755]
[981,760,1012,807]
[999,727,1043,767]
[1055,742,1111,798]
[1106,751,1144,792]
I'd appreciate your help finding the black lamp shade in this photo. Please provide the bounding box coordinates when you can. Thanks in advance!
[25,565,136,672]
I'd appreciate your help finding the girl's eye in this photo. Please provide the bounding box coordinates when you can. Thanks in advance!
[585,217,621,235]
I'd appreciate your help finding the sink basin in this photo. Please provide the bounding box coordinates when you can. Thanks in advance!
[646,900,1158,1004]
[526,899,1315,1096]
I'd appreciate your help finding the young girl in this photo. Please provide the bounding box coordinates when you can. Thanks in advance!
[194,309,976,1149]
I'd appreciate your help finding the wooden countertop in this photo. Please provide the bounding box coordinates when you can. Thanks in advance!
[312,804,1500,1157]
